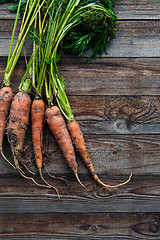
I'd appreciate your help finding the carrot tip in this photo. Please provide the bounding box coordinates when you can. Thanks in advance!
[102,172,133,190]
[75,172,85,188]
[113,172,133,189]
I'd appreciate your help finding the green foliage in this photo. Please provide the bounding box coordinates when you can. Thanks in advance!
[60,76,66,90]
[8,0,27,13]
[3,0,118,61]
[0,0,27,17]
[0,0,16,3]
[63,0,118,61]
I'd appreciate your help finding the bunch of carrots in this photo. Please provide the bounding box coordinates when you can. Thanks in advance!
[0,0,132,198]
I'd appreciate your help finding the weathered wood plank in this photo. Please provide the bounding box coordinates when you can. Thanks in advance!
[0,2,159,238]
[0,38,32,56]
[0,175,160,213]
[0,213,160,239]
[1,174,160,198]
[115,0,160,19]
[0,4,17,19]
[1,21,160,57]
[1,57,160,96]
[0,193,158,214]
[0,19,17,34]
[59,57,160,96]
[1,1,160,20]
[1,133,160,175]
[69,95,160,134]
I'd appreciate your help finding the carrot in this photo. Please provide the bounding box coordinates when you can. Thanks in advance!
[0,86,16,168]
[67,120,132,190]
[6,91,60,190]
[31,98,60,197]
[7,91,31,169]
[0,87,13,151]
[31,98,45,170]
[45,105,84,187]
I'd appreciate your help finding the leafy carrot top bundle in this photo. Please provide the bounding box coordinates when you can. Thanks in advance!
[1,0,132,194]
[30,0,132,189]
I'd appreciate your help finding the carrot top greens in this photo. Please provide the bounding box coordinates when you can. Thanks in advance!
[63,0,117,61]
[41,0,118,121]
[3,0,117,61]
[1,0,45,87]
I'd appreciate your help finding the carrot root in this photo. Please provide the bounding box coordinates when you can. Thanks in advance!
[74,170,85,188]
[44,163,69,186]
[39,168,60,198]
[12,151,25,175]
[68,120,132,190]
[21,162,36,175]
[12,151,58,190]
[17,167,53,189]
[94,172,132,190]
[0,150,16,169]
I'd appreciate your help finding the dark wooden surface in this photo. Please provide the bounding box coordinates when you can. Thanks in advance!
[0,1,160,239]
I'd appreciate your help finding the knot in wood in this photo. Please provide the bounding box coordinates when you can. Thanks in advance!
[88,224,98,233]
[148,221,160,234]
[112,119,129,133]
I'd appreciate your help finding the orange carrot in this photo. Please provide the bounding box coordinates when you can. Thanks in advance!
[31,98,45,170]
[6,93,60,191]
[31,98,60,197]
[7,91,31,169]
[0,86,15,168]
[0,87,13,151]
[45,105,84,187]
[67,120,132,190]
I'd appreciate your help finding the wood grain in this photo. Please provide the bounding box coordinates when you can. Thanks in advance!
[59,57,160,96]
[0,175,159,214]
[0,213,160,239]
[69,96,160,134]
[0,174,159,198]
[115,0,160,19]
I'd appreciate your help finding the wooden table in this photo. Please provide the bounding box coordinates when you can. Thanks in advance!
[0,1,160,239]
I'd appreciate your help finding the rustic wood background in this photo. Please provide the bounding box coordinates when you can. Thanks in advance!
[0,1,160,239]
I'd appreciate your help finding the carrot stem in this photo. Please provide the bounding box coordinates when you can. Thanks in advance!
[7,0,22,66]
[4,0,45,86]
